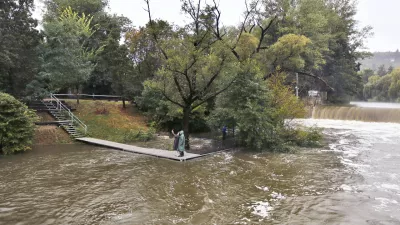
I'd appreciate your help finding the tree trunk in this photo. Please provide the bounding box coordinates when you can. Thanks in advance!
[183,106,191,150]
[76,86,80,104]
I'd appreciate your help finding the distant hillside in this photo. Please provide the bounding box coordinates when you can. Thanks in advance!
[360,51,400,70]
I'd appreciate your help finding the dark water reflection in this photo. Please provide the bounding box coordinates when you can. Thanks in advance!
[1,119,400,225]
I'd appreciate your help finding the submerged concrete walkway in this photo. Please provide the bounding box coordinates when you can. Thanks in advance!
[76,137,203,161]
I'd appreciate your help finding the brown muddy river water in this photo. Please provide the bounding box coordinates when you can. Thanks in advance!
[1,118,400,224]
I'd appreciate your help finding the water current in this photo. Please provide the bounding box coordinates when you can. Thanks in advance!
[1,104,400,224]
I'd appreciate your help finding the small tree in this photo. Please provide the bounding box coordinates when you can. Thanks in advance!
[0,93,38,154]
[377,64,387,77]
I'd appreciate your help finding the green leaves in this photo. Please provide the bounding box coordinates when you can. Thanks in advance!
[0,0,41,98]
[364,68,400,102]
[0,93,38,154]
[40,7,99,94]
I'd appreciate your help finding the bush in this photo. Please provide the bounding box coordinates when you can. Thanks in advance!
[280,126,323,148]
[0,93,38,154]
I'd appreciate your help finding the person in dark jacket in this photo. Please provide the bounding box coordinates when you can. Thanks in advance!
[172,129,179,153]
[222,125,227,140]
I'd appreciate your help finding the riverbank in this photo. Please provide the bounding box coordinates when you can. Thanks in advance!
[65,100,152,143]
[34,126,73,145]
[33,100,234,154]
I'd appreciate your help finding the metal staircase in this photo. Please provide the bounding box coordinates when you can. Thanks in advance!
[41,94,87,139]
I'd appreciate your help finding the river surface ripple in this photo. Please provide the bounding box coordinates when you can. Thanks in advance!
[0,119,400,224]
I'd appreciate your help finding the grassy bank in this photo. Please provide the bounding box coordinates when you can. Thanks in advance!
[66,100,153,143]
[34,126,73,145]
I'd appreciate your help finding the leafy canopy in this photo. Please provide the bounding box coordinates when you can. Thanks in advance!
[40,7,100,95]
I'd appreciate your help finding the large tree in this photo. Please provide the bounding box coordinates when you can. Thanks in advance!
[144,0,242,149]
[125,20,171,96]
[43,0,134,95]
[0,0,41,98]
[40,7,99,103]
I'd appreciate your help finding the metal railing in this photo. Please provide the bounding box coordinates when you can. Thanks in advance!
[52,94,122,101]
[50,93,87,134]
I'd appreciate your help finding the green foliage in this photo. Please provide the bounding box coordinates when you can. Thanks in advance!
[0,0,41,98]
[125,20,171,96]
[86,14,133,95]
[377,64,387,77]
[40,7,100,97]
[360,69,375,83]
[208,64,307,151]
[363,68,400,101]
[0,93,38,154]
[43,0,108,21]
[271,0,370,100]
[44,0,134,96]
[280,127,323,148]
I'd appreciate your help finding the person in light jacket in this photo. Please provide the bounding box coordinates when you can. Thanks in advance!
[177,130,185,157]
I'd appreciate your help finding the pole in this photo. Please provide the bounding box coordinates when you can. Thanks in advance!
[296,72,299,98]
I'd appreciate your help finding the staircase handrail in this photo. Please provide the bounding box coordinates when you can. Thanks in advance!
[50,93,87,134]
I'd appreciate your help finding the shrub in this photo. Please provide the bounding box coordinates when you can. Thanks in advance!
[0,93,38,154]
[280,126,323,148]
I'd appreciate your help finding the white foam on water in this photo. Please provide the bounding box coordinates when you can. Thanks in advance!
[380,183,400,191]
[340,184,353,192]
[373,197,399,211]
[218,152,234,164]
[255,185,269,192]
[292,119,400,172]
[270,192,285,200]
[248,201,274,218]
[222,152,233,161]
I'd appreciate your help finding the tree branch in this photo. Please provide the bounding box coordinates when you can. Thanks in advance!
[144,0,169,60]
[235,0,259,47]
[296,71,335,91]
[173,75,188,103]
[161,89,184,108]
[152,83,184,108]
[252,16,276,56]
[193,74,237,109]
[199,56,226,95]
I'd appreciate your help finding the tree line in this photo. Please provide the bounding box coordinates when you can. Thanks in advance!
[360,65,400,102]
[0,0,370,151]
[360,51,400,71]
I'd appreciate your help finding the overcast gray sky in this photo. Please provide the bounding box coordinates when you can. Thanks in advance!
[34,0,400,52]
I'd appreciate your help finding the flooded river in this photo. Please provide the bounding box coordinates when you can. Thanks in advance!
[1,118,400,224]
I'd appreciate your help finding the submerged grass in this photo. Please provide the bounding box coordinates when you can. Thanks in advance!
[66,100,154,143]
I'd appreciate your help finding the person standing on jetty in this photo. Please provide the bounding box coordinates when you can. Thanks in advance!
[172,129,185,157]
[172,129,179,152]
